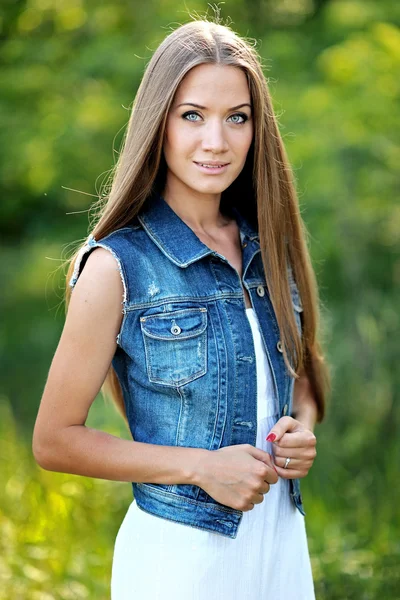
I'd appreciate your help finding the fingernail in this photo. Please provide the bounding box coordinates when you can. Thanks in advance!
[266,433,276,442]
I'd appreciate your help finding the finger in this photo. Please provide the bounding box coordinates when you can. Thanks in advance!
[262,480,271,492]
[273,445,316,461]
[259,482,270,495]
[253,493,265,505]
[274,455,313,471]
[274,455,298,469]
[255,452,277,472]
[273,464,308,479]
[266,417,297,443]
[273,447,304,461]
[273,430,316,449]
[263,467,279,485]
[246,445,275,467]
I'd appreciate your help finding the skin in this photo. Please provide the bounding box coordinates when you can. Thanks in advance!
[32,63,317,514]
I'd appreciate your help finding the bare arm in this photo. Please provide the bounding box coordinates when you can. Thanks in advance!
[32,248,206,486]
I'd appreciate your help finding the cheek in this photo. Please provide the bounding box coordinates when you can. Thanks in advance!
[165,117,193,145]
[232,136,252,167]
[229,126,253,157]
[163,125,193,162]
[163,117,176,152]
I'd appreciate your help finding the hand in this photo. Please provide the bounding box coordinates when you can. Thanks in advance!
[266,417,317,479]
[196,444,279,512]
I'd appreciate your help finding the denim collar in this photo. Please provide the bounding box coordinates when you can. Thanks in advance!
[137,192,259,268]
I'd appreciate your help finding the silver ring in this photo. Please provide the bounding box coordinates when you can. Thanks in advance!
[284,457,291,469]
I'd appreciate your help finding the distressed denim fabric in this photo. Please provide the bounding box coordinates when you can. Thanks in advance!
[69,192,305,539]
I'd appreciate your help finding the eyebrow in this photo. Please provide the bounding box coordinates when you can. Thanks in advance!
[176,102,252,111]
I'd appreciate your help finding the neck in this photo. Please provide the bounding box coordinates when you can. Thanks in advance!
[161,185,231,235]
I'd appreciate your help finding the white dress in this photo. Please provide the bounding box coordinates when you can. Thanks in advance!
[111,308,315,599]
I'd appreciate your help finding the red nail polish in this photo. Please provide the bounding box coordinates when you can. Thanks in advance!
[266,433,276,442]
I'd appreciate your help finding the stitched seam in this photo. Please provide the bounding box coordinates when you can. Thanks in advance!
[208,305,224,450]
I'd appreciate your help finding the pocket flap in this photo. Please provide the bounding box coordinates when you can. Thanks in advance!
[140,308,207,340]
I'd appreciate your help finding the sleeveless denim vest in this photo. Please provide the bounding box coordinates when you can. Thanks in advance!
[69,192,305,539]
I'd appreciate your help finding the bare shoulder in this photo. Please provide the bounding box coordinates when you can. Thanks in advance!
[69,246,124,314]
[72,245,123,289]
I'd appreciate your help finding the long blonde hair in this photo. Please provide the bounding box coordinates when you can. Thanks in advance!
[65,18,330,423]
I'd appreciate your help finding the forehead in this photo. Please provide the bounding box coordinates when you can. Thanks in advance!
[173,63,250,105]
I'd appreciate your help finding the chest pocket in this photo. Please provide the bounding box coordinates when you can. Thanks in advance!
[140,307,208,387]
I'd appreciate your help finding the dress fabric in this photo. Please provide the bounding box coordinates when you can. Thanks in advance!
[111,308,315,599]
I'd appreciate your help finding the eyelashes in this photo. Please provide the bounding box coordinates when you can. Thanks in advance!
[182,111,249,125]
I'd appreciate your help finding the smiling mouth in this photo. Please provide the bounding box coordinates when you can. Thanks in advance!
[194,162,229,169]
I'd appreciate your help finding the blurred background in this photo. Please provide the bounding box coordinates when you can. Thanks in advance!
[0,0,399,598]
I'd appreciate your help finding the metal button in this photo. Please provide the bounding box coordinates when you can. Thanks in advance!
[171,324,181,335]
[256,285,265,297]
[242,242,247,248]
[277,340,283,353]
[283,403,288,416]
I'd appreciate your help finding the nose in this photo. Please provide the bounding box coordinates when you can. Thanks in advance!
[201,119,229,154]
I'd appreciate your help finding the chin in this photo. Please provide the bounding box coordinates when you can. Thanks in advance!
[193,186,227,196]
[188,179,232,195]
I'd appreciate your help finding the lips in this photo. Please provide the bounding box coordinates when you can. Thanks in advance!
[194,162,229,168]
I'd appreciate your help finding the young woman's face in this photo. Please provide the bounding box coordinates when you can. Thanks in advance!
[163,63,254,200]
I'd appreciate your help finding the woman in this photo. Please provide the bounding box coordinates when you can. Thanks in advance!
[33,18,330,599]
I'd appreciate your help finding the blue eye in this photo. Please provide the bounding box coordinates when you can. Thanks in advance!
[182,111,249,125]
[228,113,248,124]
[182,111,201,122]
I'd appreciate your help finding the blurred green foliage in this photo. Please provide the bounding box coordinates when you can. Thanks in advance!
[0,0,399,598]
